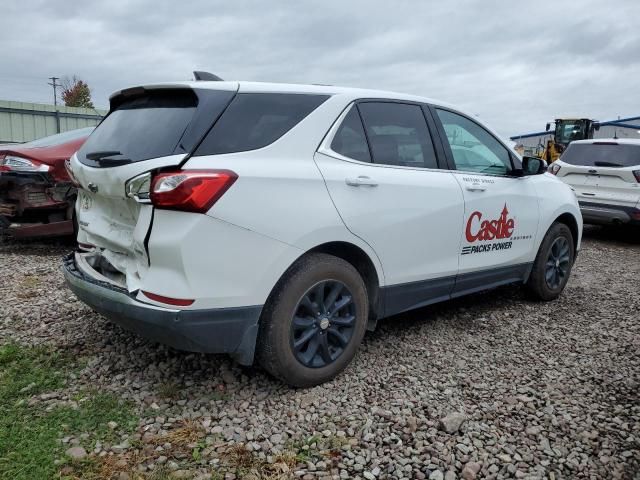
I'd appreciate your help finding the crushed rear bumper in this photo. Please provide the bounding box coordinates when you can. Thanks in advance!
[63,252,262,365]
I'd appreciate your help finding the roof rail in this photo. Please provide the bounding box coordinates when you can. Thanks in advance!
[193,71,223,81]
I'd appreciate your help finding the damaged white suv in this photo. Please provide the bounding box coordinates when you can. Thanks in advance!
[65,79,582,386]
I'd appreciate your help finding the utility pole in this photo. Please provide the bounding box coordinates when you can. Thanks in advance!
[48,76,61,133]
[47,76,60,106]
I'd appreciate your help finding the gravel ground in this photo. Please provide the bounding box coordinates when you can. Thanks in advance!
[1,227,639,479]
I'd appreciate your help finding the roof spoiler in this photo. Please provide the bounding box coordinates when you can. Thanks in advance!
[193,71,223,81]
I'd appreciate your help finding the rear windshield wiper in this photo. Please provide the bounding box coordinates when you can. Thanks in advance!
[594,161,623,167]
[94,157,132,166]
[85,150,132,166]
[86,150,123,160]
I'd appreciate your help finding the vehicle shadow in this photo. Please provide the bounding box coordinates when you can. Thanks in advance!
[70,286,524,399]
[0,234,75,255]
[66,273,531,397]
[366,283,522,342]
[581,224,640,246]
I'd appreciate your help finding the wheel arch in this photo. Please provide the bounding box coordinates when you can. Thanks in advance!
[306,241,381,328]
[553,212,580,252]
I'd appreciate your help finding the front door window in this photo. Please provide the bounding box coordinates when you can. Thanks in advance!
[436,109,512,176]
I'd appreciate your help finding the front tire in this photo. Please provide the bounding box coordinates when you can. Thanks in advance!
[526,222,575,301]
[256,253,368,387]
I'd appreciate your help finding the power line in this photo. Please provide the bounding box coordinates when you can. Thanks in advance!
[47,76,60,107]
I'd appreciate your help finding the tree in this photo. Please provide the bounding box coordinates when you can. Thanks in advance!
[60,76,94,108]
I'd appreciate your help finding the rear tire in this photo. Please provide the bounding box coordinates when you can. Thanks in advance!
[257,253,368,387]
[526,222,575,301]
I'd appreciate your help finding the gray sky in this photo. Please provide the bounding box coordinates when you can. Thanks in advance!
[2,0,640,138]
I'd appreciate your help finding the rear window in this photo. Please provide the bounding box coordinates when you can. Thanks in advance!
[561,143,640,168]
[195,93,329,155]
[77,90,202,167]
[359,102,438,169]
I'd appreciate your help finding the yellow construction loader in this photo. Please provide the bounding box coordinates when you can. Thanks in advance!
[537,118,599,163]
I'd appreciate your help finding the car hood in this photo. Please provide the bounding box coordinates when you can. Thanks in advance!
[0,137,88,181]
[0,137,87,166]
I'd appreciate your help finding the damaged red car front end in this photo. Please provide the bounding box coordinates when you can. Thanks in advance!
[0,127,93,238]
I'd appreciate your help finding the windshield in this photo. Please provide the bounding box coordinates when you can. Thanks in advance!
[561,143,640,167]
[24,127,94,148]
[555,121,587,145]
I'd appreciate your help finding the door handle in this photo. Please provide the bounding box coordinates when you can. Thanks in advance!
[345,176,378,187]
[465,184,486,192]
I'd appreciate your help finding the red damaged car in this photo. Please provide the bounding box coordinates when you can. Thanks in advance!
[0,127,93,238]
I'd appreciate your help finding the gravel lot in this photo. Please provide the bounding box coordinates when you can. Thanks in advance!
[1,227,639,479]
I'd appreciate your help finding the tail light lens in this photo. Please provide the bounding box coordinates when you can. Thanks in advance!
[150,169,237,213]
[549,163,562,175]
[633,170,640,183]
[0,155,50,173]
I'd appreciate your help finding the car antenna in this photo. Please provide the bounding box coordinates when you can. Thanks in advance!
[193,71,223,81]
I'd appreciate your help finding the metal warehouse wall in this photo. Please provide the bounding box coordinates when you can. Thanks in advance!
[0,100,106,144]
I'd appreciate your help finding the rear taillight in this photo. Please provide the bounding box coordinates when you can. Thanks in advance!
[633,170,640,183]
[150,169,237,213]
[549,163,562,175]
[0,155,50,173]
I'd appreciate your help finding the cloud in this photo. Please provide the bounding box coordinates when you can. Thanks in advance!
[2,0,639,137]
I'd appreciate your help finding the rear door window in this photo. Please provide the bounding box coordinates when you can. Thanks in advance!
[561,143,640,167]
[195,93,329,155]
[357,102,438,169]
[330,107,371,162]
[77,90,207,167]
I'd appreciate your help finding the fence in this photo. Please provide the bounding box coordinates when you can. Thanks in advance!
[0,100,107,144]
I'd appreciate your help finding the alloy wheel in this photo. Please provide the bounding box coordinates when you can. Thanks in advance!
[290,280,357,368]
[545,236,571,289]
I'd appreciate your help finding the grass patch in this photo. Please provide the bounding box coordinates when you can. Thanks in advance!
[0,343,71,401]
[17,276,41,298]
[157,380,180,400]
[288,433,348,464]
[19,275,41,288]
[220,443,297,479]
[161,420,204,447]
[0,343,138,480]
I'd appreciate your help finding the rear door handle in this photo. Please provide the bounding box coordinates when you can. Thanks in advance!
[465,184,486,192]
[345,176,378,187]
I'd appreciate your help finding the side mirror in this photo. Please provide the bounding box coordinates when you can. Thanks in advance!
[522,156,547,175]
[545,123,551,131]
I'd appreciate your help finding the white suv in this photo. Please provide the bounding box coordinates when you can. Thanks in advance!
[549,139,640,226]
[64,80,582,386]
